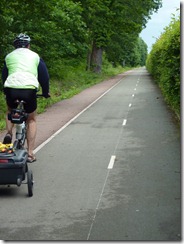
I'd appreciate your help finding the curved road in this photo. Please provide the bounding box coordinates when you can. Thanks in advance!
[0,67,180,241]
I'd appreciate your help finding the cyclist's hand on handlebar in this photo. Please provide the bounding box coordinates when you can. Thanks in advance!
[43,93,51,98]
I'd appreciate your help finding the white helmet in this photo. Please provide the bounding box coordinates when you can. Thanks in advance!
[13,33,31,48]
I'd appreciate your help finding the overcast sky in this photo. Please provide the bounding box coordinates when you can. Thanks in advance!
[140,0,180,53]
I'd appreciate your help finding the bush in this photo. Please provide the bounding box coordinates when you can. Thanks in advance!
[146,15,180,119]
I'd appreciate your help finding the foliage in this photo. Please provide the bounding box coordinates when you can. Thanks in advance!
[133,38,148,66]
[0,0,162,74]
[105,36,148,67]
[75,0,162,72]
[0,0,162,77]
[146,14,180,119]
[0,0,88,73]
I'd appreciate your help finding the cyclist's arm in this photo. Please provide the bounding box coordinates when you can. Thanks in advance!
[1,62,8,93]
[2,62,8,84]
[38,58,50,97]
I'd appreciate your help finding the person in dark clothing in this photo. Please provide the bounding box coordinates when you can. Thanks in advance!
[2,33,50,162]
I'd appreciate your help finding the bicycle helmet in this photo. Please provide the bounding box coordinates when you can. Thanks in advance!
[13,33,31,48]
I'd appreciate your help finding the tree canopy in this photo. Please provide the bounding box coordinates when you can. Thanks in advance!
[0,0,162,75]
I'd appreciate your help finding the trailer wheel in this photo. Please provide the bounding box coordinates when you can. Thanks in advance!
[27,170,33,197]
[17,177,22,186]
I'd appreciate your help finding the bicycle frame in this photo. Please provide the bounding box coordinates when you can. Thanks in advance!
[8,100,28,150]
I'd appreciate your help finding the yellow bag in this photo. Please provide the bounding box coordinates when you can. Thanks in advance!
[0,142,13,153]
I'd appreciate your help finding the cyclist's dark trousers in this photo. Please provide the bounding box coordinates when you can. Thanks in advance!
[4,88,37,113]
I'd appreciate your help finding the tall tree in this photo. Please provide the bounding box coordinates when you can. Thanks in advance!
[75,0,162,72]
[0,0,87,73]
[0,0,162,77]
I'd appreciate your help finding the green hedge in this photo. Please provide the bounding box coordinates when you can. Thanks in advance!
[146,15,180,120]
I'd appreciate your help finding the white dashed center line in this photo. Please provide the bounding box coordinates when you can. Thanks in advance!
[122,119,127,126]
[108,155,116,169]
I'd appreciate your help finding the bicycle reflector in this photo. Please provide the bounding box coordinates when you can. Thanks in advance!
[0,159,8,163]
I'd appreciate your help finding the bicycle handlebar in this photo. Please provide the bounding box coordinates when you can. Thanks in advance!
[36,94,50,98]
[36,94,44,98]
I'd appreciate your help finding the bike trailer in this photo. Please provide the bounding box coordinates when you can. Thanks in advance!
[0,149,28,186]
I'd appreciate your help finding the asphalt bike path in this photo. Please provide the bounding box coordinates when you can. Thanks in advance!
[0,67,180,241]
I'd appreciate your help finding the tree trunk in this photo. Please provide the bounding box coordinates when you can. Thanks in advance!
[86,49,91,71]
[90,41,103,73]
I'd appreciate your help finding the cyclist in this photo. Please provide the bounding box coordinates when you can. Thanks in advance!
[2,33,50,162]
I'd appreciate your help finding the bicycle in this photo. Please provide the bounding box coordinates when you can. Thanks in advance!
[0,99,33,196]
